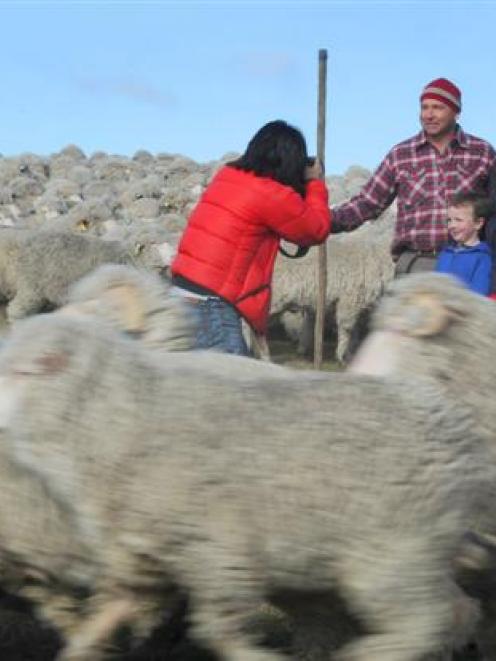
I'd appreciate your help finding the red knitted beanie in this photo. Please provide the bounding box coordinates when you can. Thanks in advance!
[420,78,462,112]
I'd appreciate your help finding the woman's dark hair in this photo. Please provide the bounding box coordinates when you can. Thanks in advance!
[228,120,308,197]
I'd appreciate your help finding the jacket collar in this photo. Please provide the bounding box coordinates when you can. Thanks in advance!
[443,240,491,254]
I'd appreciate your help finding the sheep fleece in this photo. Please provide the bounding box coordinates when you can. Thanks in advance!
[0,314,490,661]
[0,230,141,321]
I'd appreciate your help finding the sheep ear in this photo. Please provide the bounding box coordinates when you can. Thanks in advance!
[386,292,456,338]
[104,284,146,333]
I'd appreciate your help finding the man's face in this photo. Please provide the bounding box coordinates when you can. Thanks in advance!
[420,99,458,139]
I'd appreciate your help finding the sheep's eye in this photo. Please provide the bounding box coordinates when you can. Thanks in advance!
[77,219,90,231]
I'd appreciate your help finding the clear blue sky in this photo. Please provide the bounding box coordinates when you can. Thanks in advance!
[1,0,495,174]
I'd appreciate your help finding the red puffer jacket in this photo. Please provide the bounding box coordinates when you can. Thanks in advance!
[171,165,331,333]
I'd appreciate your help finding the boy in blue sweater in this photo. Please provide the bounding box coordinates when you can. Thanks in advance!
[435,191,493,296]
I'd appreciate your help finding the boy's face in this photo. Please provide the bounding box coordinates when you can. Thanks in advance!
[446,203,484,246]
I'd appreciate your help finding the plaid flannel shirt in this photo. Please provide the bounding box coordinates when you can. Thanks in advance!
[332,126,496,258]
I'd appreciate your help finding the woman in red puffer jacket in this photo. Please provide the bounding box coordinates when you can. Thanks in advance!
[171,119,332,355]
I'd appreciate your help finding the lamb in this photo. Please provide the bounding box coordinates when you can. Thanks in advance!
[0,274,493,660]
[0,229,171,322]
[271,211,395,362]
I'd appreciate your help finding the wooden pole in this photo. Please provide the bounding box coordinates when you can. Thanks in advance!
[314,48,328,369]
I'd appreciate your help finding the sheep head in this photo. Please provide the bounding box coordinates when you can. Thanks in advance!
[61,265,195,351]
[349,272,496,445]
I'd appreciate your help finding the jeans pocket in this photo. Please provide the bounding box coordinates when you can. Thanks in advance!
[195,299,249,356]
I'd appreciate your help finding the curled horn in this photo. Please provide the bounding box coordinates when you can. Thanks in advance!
[387,292,451,338]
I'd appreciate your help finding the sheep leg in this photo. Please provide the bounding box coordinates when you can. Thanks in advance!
[336,540,454,661]
[21,583,85,639]
[296,308,314,356]
[182,543,285,661]
[55,595,138,661]
[191,600,287,661]
[335,316,352,364]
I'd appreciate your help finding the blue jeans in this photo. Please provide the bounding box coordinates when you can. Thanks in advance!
[192,297,251,356]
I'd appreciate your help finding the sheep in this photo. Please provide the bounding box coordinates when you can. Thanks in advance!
[42,177,82,204]
[0,266,196,655]
[55,145,87,163]
[35,200,114,237]
[347,272,496,444]
[132,149,155,164]
[92,156,143,184]
[32,191,69,223]
[0,277,493,660]
[0,229,171,322]
[61,264,196,352]
[7,174,45,201]
[117,175,163,209]
[271,211,395,363]
[347,272,496,660]
[122,197,161,222]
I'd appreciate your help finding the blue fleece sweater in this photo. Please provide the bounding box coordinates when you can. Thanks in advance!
[435,241,493,296]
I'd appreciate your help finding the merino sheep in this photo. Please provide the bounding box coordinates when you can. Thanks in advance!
[0,275,493,660]
[271,212,395,363]
[0,229,171,322]
[348,272,496,443]
[61,264,195,352]
[348,273,496,660]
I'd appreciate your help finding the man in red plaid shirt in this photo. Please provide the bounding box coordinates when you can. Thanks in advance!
[332,78,496,279]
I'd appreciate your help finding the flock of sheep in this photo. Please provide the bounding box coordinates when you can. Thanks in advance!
[0,146,395,359]
[0,146,495,661]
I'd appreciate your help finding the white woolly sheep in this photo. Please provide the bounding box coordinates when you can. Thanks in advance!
[117,175,164,208]
[61,264,195,352]
[44,199,114,237]
[347,273,496,659]
[0,274,494,660]
[271,211,395,362]
[0,229,170,322]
